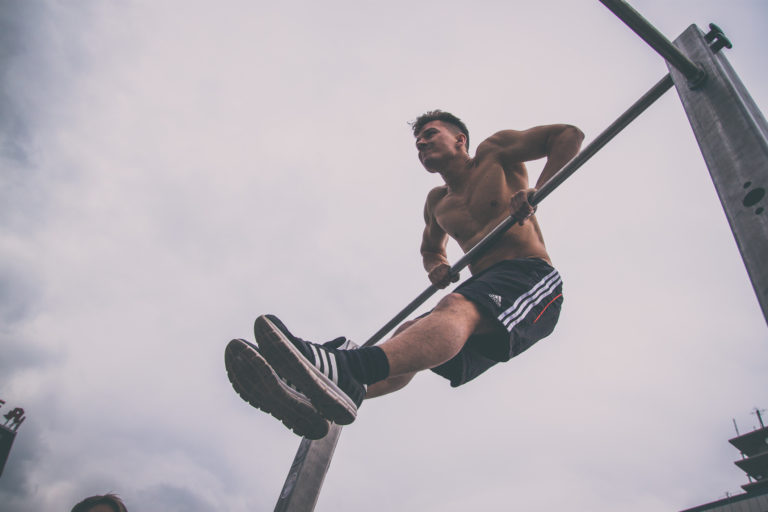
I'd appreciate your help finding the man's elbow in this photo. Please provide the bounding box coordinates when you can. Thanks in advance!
[561,124,585,145]
[547,124,584,157]
[563,124,584,148]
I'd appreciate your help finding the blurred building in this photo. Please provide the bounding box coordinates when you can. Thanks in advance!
[0,400,26,478]
[680,413,768,512]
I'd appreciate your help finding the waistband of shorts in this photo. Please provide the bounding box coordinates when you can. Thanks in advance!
[477,257,556,275]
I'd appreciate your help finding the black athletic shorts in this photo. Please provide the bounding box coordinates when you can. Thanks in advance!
[430,257,563,387]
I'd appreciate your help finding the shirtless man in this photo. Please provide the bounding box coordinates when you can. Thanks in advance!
[225,110,583,439]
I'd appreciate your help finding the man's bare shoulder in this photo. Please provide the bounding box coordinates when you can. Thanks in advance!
[475,125,582,168]
[425,185,449,206]
[474,130,524,159]
[423,185,448,219]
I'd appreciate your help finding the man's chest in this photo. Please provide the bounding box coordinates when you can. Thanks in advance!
[433,165,520,236]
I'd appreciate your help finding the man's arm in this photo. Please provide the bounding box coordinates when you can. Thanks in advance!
[421,187,458,288]
[480,124,584,188]
[478,124,584,224]
[531,124,584,189]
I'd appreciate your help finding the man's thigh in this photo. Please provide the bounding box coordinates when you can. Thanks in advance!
[431,292,500,335]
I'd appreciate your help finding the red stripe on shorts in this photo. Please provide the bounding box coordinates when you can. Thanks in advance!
[533,293,562,323]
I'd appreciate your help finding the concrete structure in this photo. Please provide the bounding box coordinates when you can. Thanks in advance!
[0,399,26,478]
[680,420,768,512]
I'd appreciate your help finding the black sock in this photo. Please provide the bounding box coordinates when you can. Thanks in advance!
[341,346,390,385]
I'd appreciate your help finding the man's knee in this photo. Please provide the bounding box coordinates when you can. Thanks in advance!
[434,293,480,316]
[434,293,497,334]
[393,295,477,336]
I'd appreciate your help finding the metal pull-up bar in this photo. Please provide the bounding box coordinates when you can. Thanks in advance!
[360,19,738,350]
[361,72,674,349]
[598,0,706,87]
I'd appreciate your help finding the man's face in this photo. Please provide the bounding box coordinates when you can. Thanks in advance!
[414,120,464,171]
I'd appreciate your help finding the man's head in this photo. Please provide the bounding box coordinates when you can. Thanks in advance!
[71,494,128,512]
[411,110,469,151]
[411,110,471,171]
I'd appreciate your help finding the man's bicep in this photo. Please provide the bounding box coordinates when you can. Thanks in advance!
[420,211,448,256]
[421,195,449,265]
[485,125,572,165]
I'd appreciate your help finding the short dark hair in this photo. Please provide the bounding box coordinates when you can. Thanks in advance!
[411,110,470,151]
[71,493,128,512]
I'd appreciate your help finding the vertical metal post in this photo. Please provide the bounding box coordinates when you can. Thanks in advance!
[274,425,343,512]
[667,25,768,325]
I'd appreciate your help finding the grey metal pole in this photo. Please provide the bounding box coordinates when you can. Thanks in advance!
[274,425,343,512]
[598,0,706,87]
[667,25,768,325]
[274,73,674,511]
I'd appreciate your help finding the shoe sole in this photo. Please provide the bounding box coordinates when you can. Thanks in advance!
[254,316,357,425]
[224,338,330,440]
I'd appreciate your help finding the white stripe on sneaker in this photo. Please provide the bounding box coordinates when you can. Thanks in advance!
[498,269,562,331]
[308,343,340,384]
[309,344,323,373]
[327,351,338,385]
[320,350,330,378]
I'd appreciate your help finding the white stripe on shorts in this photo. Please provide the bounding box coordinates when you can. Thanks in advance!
[498,269,562,331]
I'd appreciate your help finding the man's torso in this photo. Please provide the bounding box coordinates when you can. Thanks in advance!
[430,150,550,273]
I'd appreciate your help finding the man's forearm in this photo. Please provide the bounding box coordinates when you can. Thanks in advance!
[422,251,450,273]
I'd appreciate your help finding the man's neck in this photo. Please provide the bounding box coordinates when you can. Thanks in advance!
[438,154,472,191]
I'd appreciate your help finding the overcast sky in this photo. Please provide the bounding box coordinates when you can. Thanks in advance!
[1,1,767,511]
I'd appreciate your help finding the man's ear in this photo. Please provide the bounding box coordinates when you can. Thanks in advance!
[455,133,466,148]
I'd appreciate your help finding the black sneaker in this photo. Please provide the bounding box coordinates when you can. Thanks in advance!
[254,315,365,425]
[224,338,330,440]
